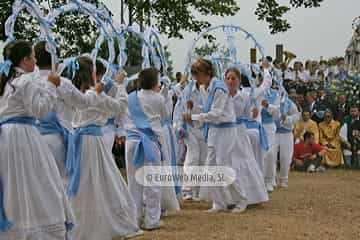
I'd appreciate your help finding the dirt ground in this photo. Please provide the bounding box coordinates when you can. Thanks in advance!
[132,170,360,240]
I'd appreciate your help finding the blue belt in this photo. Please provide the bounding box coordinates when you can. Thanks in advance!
[36,112,70,163]
[276,127,292,134]
[127,128,163,167]
[0,116,37,232]
[105,118,115,126]
[66,125,103,196]
[237,118,269,151]
[208,122,238,129]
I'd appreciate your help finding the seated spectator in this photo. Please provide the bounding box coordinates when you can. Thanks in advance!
[340,105,360,168]
[292,132,326,173]
[294,109,319,143]
[319,110,344,167]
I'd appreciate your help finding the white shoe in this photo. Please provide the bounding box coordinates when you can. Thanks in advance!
[279,181,288,188]
[307,164,316,173]
[231,206,246,213]
[205,207,223,213]
[125,229,144,239]
[316,166,326,173]
[141,221,164,230]
[183,194,192,201]
[266,183,274,193]
[192,197,201,202]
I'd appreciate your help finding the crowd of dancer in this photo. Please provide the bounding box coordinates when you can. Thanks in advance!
[0,38,359,240]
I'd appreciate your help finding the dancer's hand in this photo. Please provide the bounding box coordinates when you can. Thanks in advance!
[95,82,104,94]
[48,73,61,87]
[183,113,192,121]
[116,71,127,85]
[252,107,259,119]
[261,99,269,108]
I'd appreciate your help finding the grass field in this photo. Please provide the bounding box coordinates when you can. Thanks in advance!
[131,170,360,240]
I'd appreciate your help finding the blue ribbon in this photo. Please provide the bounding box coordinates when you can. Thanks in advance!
[0,178,12,232]
[127,91,162,166]
[36,112,70,162]
[0,60,12,77]
[105,118,115,126]
[161,116,180,194]
[66,125,103,196]
[103,77,115,94]
[203,78,229,142]
[237,118,269,151]
[67,60,79,80]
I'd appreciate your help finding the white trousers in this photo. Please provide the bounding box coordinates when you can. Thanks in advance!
[126,140,161,226]
[275,132,294,184]
[263,123,277,186]
[183,127,207,198]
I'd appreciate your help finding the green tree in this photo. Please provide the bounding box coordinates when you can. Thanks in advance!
[255,0,323,34]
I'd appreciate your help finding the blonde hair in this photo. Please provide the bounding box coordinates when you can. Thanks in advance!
[191,58,216,78]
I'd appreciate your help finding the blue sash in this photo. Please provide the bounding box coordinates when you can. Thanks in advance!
[0,116,37,232]
[203,79,229,142]
[0,178,12,232]
[237,118,269,151]
[127,91,162,167]
[37,111,70,162]
[161,116,180,194]
[66,125,103,196]
[105,118,115,126]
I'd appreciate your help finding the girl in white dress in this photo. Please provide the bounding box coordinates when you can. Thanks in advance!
[0,40,75,240]
[34,42,105,183]
[224,67,269,205]
[183,59,247,213]
[65,56,142,240]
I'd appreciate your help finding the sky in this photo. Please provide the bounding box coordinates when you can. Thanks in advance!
[1,0,360,72]
[101,0,360,72]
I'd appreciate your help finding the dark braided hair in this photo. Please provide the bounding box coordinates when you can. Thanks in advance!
[0,40,33,96]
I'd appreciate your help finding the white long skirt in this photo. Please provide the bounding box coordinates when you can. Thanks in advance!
[246,128,266,174]
[0,124,74,240]
[69,135,140,240]
[102,124,116,154]
[160,126,180,212]
[40,133,67,185]
[235,124,269,205]
[199,127,248,210]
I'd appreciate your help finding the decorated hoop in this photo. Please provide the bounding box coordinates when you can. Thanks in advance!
[184,24,266,76]
[4,0,58,72]
[45,0,115,83]
[143,27,168,77]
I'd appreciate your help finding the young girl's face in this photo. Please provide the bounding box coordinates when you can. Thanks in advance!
[193,72,210,86]
[225,71,240,92]
[22,48,37,73]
